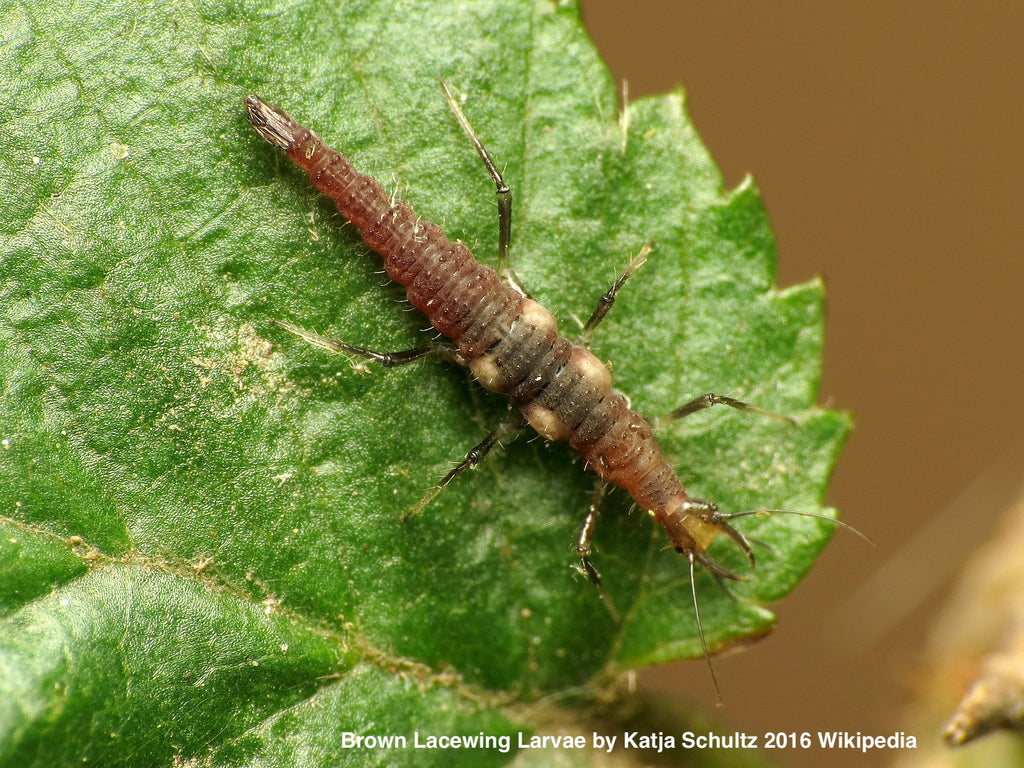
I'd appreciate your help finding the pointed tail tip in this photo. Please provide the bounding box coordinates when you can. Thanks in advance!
[243,94,297,150]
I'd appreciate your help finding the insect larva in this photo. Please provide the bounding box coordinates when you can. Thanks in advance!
[244,88,854,687]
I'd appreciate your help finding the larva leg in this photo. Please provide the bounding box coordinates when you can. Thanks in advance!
[575,481,621,621]
[580,242,651,340]
[575,481,607,588]
[270,319,453,367]
[440,80,528,297]
[667,392,796,425]
[402,413,525,522]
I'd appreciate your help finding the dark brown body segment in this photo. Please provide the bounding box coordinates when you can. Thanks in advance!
[244,96,723,555]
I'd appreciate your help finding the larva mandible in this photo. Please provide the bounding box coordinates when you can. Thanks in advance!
[244,87,847,677]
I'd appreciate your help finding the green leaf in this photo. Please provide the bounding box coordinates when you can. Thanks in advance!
[0,0,849,765]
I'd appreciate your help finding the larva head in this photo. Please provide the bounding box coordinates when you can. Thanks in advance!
[659,498,759,704]
[660,498,755,581]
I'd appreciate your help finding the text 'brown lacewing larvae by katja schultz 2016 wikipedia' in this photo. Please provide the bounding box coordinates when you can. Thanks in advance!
[243,85,859,693]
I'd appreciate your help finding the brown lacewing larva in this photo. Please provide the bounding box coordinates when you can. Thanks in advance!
[244,87,852,684]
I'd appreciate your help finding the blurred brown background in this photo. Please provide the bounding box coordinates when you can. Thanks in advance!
[581,2,1024,766]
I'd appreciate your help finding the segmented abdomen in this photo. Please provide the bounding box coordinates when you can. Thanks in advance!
[245,96,691,524]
